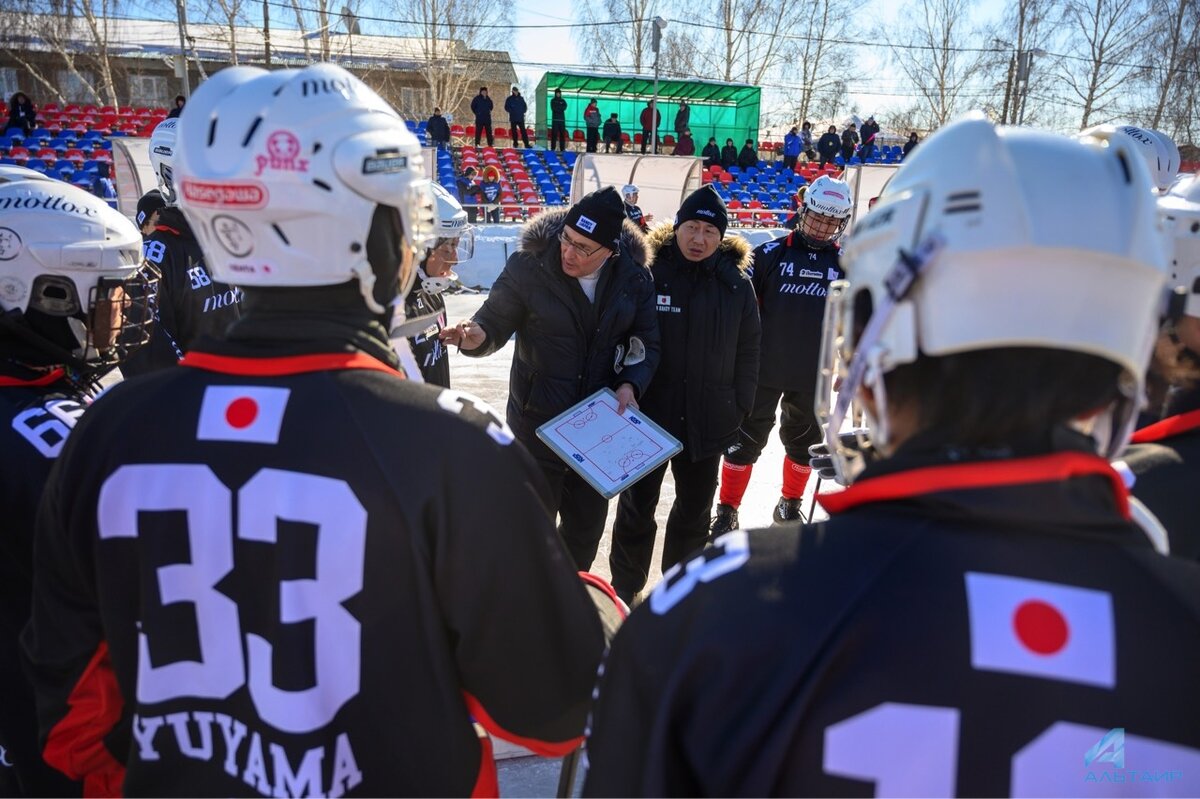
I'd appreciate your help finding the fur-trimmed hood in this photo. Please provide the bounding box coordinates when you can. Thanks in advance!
[518,207,653,269]
[644,222,753,273]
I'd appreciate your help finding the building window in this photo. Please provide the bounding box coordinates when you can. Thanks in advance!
[129,74,169,107]
[56,69,96,103]
[0,68,19,102]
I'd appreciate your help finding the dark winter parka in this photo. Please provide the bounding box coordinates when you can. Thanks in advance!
[464,209,660,465]
[638,224,760,459]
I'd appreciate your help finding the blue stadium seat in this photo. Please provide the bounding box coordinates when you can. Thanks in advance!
[25,159,47,172]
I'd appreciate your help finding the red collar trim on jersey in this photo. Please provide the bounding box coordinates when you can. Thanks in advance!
[1130,409,1200,444]
[180,351,403,377]
[152,224,181,236]
[0,367,66,387]
[817,451,1130,520]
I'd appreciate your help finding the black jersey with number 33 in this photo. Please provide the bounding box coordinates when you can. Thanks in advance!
[584,448,1200,797]
[23,338,605,797]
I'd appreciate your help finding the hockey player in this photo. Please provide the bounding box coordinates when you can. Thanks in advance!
[402,184,473,387]
[584,115,1200,795]
[712,174,851,532]
[22,64,622,797]
[1081,124,1180,193]
[0,167,150,797]
[121,117,242,377]
[1121,173,1200,551]
[621,183,648,231]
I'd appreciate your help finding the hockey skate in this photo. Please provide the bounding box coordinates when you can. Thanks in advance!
[709,503,739,540]
[772,497,805,525]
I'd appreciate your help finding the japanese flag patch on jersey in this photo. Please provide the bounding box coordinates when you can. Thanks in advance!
[964,572,1114,687]
[197,385,291,444]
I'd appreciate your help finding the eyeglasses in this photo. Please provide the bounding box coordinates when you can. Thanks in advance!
[559,230,605,258]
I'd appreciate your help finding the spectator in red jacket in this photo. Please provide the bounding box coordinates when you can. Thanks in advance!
[640,102,662,154]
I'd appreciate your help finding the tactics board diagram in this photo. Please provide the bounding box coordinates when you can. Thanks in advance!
[537,389,682,498]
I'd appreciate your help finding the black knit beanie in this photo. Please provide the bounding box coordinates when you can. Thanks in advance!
[565,186,625,251]
[674,184,727,236]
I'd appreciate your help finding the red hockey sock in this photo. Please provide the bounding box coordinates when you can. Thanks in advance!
[718,461,754,508]
[782,457,812,500]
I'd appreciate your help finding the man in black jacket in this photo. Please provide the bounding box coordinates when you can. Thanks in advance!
[550,88,568,152]
[702,137,721,168]
[608,185,760,606]
[841,122,859,162]
[737,139,757,169]
[426,107,451,149]
[470,86,493,146]
[504,87,530,148]
[122,118,241,377]
[443,187,661,570]
[859,115,880,160]
[720,138,738,169]
[585,113,1199,799]
[817,125,841,168]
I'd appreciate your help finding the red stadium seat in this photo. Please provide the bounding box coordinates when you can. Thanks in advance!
[573,130,585,142]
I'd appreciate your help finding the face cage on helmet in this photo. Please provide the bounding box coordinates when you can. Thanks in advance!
[158,164,176,204]
[814,279,874,485]
[428,227,475,264]
[799,208,849,248]
[82,267,158,372]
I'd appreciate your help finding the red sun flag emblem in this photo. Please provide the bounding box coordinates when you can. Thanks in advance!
[225,397,259,429]
[1013,600,1069,655]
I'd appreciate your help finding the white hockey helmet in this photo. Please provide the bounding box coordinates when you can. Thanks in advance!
[420,183,472,294]
[173,64,436,314]
[799,174,852,247]
[621,184,639,202]
[1080,124,1179,192]
[1158,173,1200,318]
[149,117,179,203]
[0,166,152,374]
[821,113,1168,481]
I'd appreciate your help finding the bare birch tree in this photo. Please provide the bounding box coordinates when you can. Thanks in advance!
[1139,0,1199,131]
[788,0,855,126]
[879,0,986,129]
[0,0,121,105]
[576,0,659,74]
[1056,0,1149,128]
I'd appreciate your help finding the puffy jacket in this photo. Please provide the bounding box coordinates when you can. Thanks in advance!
[702,143,721,167]
[673,106,689,135]
[639,106,661,131]
[721,144,738,168]
[638,224,760,459]
[817,132,841,160]
[737,144,757,169]
[551,96,567,122]
[464,209,660,465]
[426,113,451,143]
[674,135,695,156]
[783,131,802,157]
[504,94,528,121]
[470,94,493,123]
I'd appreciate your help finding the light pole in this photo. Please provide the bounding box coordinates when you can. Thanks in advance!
[174,0,191,96]
[651,16,667,155]
[1015,47,1047,125]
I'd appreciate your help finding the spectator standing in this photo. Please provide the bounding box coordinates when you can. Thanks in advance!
[674,129,695,156]
[456,165,482,223]
[479,166,502,223]
[603,113,623,153]
[550,88,568,152]
[91,162,117,205]
[607,185,760,607]
[841,122,859,162]
[673,101,690,139]
[426,106,451,149]
[721,137,738,168]
[782,126,802,170]
[584,99,601,153]
[737,139,757,169]
[640,101,661,154]
[903,130,920,159]
[800,120,816,161]
[441,187,660,572]
[165,94,185,119]
[5,93,35,136]
[859,115,880,160]
[702,136,721,168]
[505,86,530,148]
[817,125,841,168]
[471,86,494,146]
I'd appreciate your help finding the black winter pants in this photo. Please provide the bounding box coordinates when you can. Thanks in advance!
[540,460,610,571]
[723,383,821,465]
[475,121,494,146]
[609,451,720,596]
[550,122,568,151]
[509,118,530,147]
[586,127,599,153]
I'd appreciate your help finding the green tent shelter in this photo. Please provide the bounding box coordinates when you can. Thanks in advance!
[534,71,761,149]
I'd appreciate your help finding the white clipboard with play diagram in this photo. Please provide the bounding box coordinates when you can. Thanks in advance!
[536,388,682,499]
